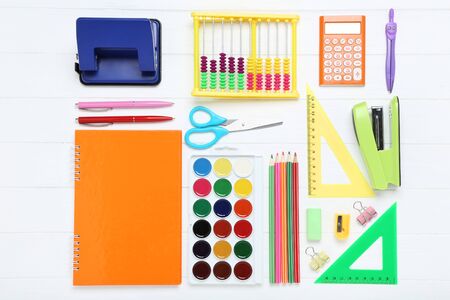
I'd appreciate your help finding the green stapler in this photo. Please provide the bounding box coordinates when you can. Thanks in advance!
[352,96,400,190]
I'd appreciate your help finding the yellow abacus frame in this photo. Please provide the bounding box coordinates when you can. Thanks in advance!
[192,12,300,99]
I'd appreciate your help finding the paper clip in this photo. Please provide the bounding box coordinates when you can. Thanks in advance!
[305,246,329,271]
[353,201,377,225]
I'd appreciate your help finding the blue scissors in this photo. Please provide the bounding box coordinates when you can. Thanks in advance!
[185,106,283,149]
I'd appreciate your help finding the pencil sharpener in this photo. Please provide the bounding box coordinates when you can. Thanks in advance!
[335,213,350,240]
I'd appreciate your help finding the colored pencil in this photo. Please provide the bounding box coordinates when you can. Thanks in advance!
[271,151,299,285]
[281,152,287,283]
[293,153,300,283]
[275,154,282,283]
[269,155,275,283]
[287,153,293,283]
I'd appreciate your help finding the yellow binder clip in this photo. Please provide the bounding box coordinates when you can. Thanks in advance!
[305,246,330,271]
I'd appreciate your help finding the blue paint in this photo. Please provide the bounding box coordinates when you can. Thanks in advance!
[193,158,212,176]
[213,199,232,218]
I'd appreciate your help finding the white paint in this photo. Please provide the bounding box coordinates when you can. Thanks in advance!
[233,157,254,178]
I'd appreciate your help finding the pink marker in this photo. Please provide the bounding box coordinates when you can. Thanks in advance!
[77,100,173,110]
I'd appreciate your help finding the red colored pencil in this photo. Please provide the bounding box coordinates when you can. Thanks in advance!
[293,153,300,283]
[77,115,173,125]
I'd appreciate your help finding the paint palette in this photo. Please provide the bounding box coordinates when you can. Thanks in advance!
[189,155,262,284]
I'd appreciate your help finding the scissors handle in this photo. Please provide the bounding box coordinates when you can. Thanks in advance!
[184,127,229,149]
[189,106,227,128]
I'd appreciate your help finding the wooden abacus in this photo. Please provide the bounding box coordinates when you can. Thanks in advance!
[192,12,299,99]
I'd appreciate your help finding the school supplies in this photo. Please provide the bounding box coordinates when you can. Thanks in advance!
[386,9,397,93]
[305,247,329,271]
[352,96,400,190]
[335,214,350,240]
[184,106,283,149]
[306,86,374,197]
[269,156,275,283]
[270,152,299,284]
[316,203,397,284]
[192,12,299,98]
[75,18,161,85]
[189,156,262,284]
[306,208,321,241]
[319,16,365,85]
[353,201,377,225]
[77,101,173,110]
[77,115,173,125]
[73,130,181,285]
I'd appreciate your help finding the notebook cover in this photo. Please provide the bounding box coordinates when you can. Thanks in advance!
[73,130,181,285]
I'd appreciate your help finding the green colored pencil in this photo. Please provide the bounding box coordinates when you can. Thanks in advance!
[269,155,275,283]
[287,153,293,283]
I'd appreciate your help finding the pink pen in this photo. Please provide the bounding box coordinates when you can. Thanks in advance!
[77,100,173,110]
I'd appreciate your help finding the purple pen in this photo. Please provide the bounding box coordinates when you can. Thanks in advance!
[77,100,173,110]
[386,8,397,93]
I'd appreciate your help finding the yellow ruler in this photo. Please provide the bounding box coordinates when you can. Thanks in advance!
[307,86,374,197]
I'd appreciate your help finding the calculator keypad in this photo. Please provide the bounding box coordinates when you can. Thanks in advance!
[321,36,363,85]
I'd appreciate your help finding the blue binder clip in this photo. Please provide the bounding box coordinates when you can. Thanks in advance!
[75,18,161,85]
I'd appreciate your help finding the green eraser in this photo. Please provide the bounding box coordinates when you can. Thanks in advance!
[307,208,322,241]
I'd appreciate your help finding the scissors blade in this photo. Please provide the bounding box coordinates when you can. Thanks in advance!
[224,119,283,132]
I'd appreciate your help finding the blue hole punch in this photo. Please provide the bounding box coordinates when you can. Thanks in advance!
[75,18,161,85]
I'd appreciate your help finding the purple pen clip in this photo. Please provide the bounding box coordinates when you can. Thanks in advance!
[385,8,397,93]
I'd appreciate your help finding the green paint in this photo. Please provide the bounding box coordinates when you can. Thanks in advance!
[234,240,253,259]
[213,178,232,197]
[193,199,211,217]
[316,203,397,284]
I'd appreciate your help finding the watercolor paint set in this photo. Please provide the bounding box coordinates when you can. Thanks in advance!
[189,155,262,284]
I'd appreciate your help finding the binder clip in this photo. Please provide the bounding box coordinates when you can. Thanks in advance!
[75,18,161,85]
[305,247,329,271]
[352,96,401,190]
[335,213,350,240]
[353,201,377,225]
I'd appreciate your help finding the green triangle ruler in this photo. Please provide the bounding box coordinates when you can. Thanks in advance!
[316,203,397,284]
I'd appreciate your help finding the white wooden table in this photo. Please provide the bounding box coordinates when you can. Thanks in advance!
[1,0,449,299]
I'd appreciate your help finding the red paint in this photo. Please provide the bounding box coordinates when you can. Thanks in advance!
[234,220,252,238]
[234,199,253,218]
[233,261,253,280]
[193,178,212,197]
[213,220,232,238]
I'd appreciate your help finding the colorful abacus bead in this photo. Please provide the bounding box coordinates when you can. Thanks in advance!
[255,57,263,91]
[228,56,236,90]
[200,55,208,89]
[210,59,217,90]
[219,53,227,90]
[237,57,245,90]
[273,57,281,91]
[246,57,255,90]
[265,58,272,91]
[283,58,291,91]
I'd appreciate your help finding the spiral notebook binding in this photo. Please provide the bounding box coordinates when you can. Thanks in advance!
[73,234,80,271]
[74,145,81,181]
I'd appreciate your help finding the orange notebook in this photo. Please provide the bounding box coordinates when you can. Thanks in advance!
[73,130,182,285]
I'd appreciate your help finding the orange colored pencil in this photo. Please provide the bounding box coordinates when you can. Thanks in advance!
[281,153,287,283]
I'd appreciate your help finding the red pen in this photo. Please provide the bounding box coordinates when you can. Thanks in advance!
[77,115,173,125]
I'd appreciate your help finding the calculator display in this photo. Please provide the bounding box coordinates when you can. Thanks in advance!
[325,22,361,34]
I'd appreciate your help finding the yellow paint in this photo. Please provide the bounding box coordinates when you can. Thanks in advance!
[213,240,232,259]
[213,158,232,177]
[234,178,253,197]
